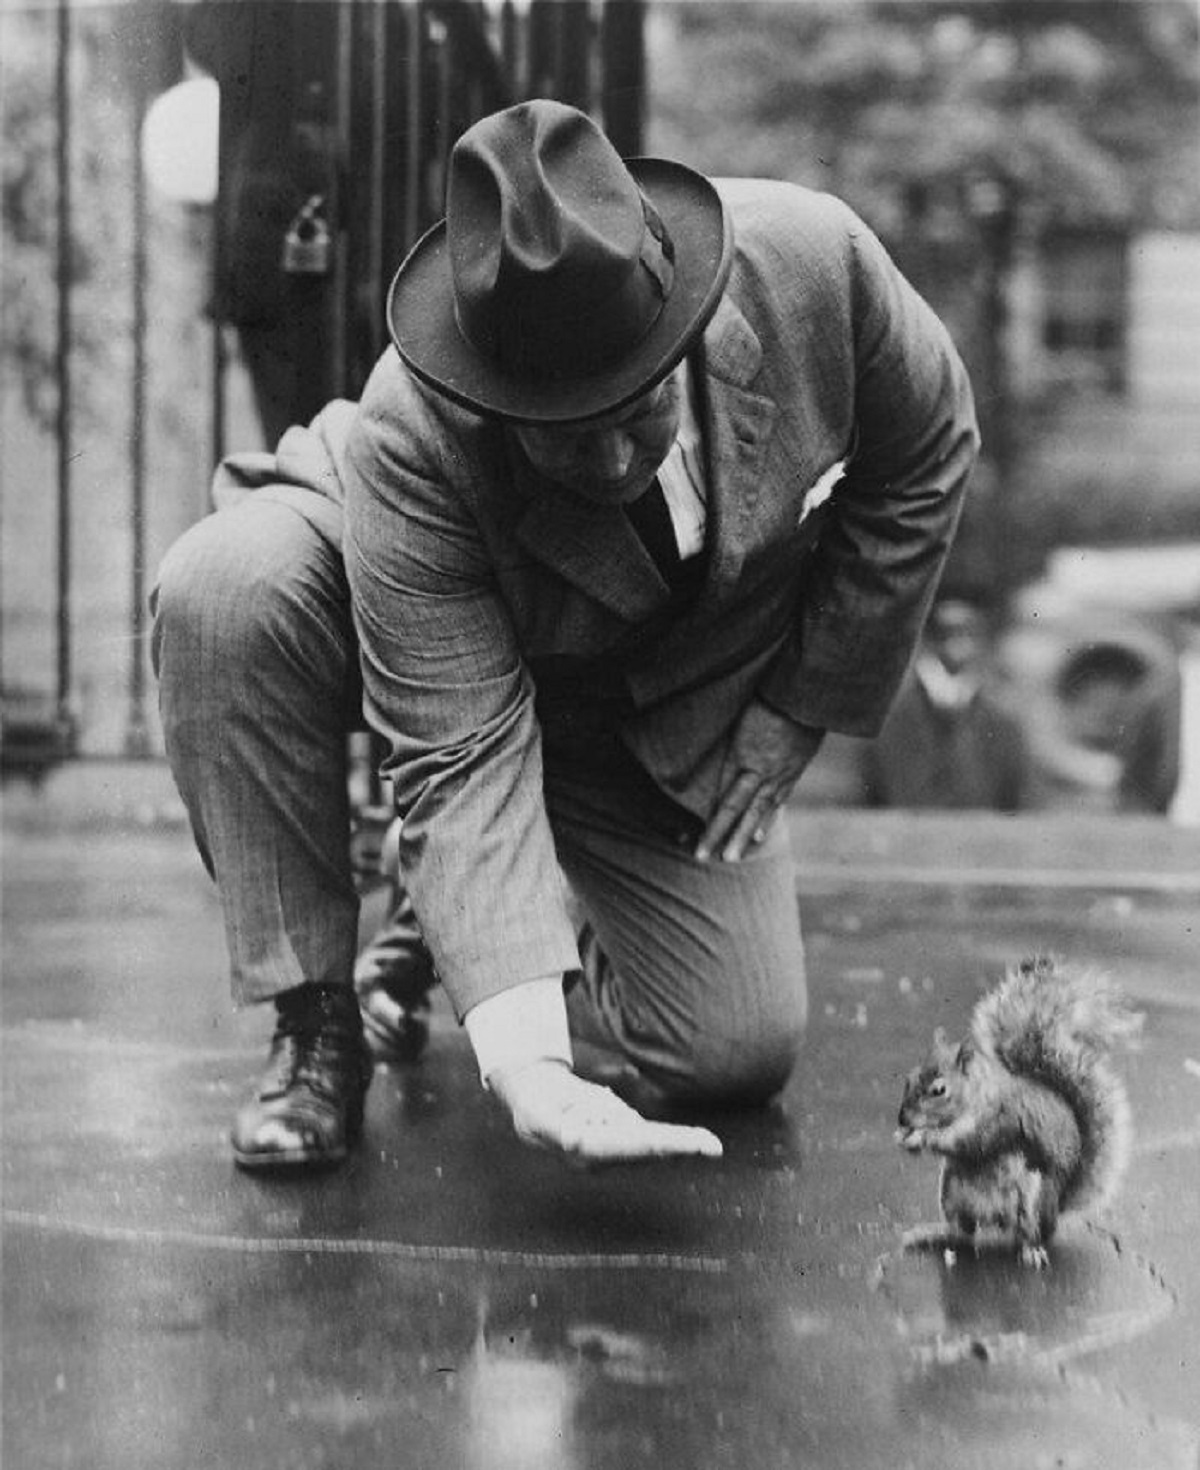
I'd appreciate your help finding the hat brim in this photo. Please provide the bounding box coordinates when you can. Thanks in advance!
[386,158,733,425]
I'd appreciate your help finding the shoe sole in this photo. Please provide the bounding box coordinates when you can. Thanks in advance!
[230,1096,367,1173]
[232,1143,350,1172]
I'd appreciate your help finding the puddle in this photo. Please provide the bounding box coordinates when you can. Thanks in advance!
[874,1222,1176,1369]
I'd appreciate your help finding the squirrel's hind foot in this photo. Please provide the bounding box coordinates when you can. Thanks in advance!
[903,1223,1053,1269]
[902,1222,960,1253]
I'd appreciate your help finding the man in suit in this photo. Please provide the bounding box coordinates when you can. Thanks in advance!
[153,101,978,1171]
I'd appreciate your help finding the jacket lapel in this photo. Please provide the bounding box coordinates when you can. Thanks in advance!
[512,460,670,622]
[693,296,778,596]
[508,291,778,621]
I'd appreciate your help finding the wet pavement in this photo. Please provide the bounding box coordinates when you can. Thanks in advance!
[3,791,1199,1469]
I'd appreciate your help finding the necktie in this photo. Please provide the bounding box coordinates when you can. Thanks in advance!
[626,478,681,583]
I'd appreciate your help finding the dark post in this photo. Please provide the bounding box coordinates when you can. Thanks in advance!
[968,172,1020,594]
[600,0,645,155]
[404,1,426,245]
[527,0,558,98]
[209,263,227,477]
[499,0,523,96]
[283,4,343,426]
[54,0,76,754]
[341,0,388,393]
[557,0,592,112]
[126,30,152,756]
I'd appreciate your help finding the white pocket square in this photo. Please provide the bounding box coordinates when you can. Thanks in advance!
[797,459,846,526]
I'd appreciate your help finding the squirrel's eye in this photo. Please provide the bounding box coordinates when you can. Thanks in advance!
[928,1078,948,1098]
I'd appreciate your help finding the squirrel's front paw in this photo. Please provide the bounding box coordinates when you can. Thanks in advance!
[1019,1244,1050,1270]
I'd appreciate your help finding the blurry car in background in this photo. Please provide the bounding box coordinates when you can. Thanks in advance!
[997,543,1200,822]
[797,543,1199,823]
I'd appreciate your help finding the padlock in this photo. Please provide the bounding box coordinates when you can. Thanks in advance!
[282,195,332,275]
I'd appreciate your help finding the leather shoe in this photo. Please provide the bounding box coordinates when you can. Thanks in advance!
[232,985,371,1171]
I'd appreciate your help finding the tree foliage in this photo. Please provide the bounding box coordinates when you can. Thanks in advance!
[649,1,1200,241]
[648,2,1200,592]
[1,3,184,434]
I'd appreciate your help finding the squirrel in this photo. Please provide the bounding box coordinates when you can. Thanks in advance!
[895,955,1142,1267]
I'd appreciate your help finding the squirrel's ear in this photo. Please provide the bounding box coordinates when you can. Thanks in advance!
[955,1038,975,1072]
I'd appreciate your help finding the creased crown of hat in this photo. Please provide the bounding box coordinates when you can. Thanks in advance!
[387,99,733,423]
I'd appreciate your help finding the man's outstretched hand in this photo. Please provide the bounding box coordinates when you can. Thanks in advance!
[489,1058,723,1167]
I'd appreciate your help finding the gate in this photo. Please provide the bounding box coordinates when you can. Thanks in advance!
[0,0,646,772]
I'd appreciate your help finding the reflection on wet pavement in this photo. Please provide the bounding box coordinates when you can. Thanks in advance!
[3,818,1199,1468]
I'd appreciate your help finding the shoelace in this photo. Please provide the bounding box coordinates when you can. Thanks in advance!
[263,1010,361,1104]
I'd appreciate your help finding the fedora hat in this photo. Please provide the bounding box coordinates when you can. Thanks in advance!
[386,100,733,424]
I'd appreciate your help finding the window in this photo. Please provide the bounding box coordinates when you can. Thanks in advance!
[1041,228,1129,394]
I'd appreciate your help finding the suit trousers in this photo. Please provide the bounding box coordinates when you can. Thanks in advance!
[151,486,808,1103]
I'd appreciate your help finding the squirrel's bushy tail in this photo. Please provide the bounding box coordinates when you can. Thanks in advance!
[971,955,1143,1213]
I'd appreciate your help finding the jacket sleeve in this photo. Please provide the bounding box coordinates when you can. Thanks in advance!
[342,354,579,1018]
[759,202,981,738]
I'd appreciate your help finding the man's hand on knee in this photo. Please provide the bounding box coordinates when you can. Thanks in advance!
[489,1058,723,1167]
[697,699,825,863]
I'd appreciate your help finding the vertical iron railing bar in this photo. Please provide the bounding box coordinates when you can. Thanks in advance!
[369,0,388,371]
[527,1,554,100]
[404,0,423,249]
[600,0,645,158]
[558,0,591,112]
[208,26,227,486]
[209,323,227,491]
[331,0,353,401]
[126,38,152,755]
[54,0,74,746]
[433,11,451,206]
[499,0,522,97]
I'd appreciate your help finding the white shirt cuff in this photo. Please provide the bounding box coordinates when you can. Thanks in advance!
[462,976,573,1087]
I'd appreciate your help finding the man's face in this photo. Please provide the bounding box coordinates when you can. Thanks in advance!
[513,373,682,505]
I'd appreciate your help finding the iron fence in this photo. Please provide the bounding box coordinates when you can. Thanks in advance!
[0,0,645,773]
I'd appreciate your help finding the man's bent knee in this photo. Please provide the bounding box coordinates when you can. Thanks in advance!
[696,1020,806,1105]
[658,985,808,1108]
[152,500,350,683]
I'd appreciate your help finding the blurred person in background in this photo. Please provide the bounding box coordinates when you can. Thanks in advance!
[152,101,978,1174]
[862,596,1029,811]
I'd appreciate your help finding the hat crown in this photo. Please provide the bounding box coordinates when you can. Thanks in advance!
[386,99,732,422]
[447,101,672,382]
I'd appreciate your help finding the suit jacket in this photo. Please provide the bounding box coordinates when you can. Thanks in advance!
[342,180,980,1014]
